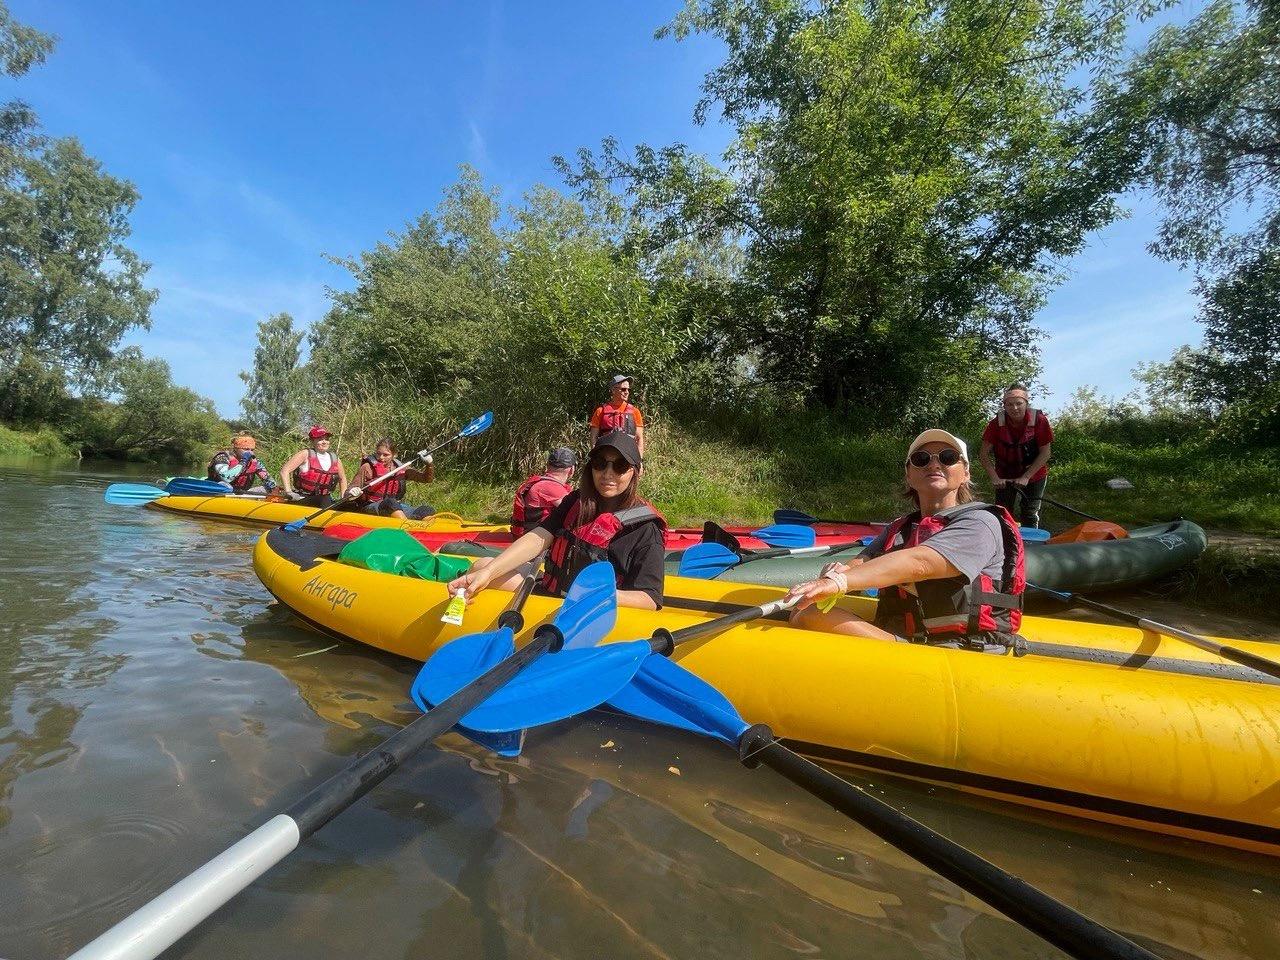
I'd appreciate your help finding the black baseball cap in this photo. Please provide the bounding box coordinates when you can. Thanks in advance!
[609,374,631,387]
[547,447,577,469]
[592,430,642,467]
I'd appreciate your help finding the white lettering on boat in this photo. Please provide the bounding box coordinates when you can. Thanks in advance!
[302,575,358,611]
[1154,534,1186,551]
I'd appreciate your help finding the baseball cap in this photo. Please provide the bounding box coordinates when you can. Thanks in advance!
[906,429,969,463]
[609,374,631,387]
[547,447,577,469]
[308,426,332,441]
[233,434,257,451]
[592,430,642,467]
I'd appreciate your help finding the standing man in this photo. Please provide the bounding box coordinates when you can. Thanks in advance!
[589,374,645,459]
[511,447,577,536]
[979,384,1054,529]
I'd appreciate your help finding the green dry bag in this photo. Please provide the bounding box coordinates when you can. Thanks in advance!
[337,528,472,582]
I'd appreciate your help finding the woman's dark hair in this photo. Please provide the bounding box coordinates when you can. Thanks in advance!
[1004,383,1029,396]
[575,459,641,525]
[374,437,396,453]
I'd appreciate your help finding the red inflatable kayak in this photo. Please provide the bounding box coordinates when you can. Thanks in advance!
[323,520,883,553]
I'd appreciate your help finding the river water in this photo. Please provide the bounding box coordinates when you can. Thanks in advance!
[3,456,1279,960]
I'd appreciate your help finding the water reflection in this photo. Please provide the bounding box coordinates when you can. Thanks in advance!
[3,458,1280,960]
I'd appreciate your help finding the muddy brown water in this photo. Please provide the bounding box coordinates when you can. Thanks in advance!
[2,456,1279,960]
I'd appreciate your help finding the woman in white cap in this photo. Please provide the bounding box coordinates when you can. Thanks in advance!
[786,429,1026,651]
[448,431,667,610]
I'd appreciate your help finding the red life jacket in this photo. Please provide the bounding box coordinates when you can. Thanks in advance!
[293,450,341,495]
[357,456,406,504]
[992,409,1042,478]
[542,492,667,595]
[206,450,263,492]
[511,474,572,537]
[867,503,1025,647]
[594,402,639,438]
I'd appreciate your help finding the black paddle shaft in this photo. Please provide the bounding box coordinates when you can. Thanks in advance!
[1036,586,1280,682]
[745,737,1160,960]
[286,622,565,837]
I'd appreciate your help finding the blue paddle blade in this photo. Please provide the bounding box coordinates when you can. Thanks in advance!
[555,561,618,649]
[104,483,169,505]
[459,411,494,438]
[410,625,525,756]
[166,477,233,496]
[1020,527,1051,543]
[607,655,750,746]
[752,524,817,548]
[773,508,818,527]
[677,542,739,579]
[418,640,653,733]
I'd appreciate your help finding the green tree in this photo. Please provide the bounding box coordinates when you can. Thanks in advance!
[73,349,224,461]
[0,3,155,397]
[305,167,686,469]
[239,312,304,435]
[1104,0,1279,417]
[559,0,1141,426]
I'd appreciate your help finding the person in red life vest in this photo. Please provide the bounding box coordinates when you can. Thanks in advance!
[447,431,665,610]
[588,375,645,460]
[339,438,436,520]
[279,426,348,508]
[510,447,577,536]
[785,430,1025,653]
[206,433,276,495]
[978,383,1054,530]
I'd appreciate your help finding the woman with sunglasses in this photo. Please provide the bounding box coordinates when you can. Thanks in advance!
[785,430,1026,651]
[446,431,667,610]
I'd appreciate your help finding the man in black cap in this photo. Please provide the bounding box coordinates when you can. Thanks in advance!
[589,374,645,458]
[510,446,578,537]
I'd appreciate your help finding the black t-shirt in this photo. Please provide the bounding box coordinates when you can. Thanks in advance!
[537,492,666,608]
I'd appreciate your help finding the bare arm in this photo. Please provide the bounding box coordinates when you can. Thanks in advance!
[978,440,1003,487]
[635,426,645,459]
[279,451,306,493]
[448,529,553,600]
[787,545,962,609]
[1018,443,1051,484]
[616,588,656,611]
[335,459,349,493]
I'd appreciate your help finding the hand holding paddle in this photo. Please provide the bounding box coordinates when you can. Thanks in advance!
[282,411,493,532]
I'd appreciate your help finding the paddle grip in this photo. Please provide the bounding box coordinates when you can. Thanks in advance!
[751,743,1159,960]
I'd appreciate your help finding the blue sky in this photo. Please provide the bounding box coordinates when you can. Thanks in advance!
[8,1,1207,416]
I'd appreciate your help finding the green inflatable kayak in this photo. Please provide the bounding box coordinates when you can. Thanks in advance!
[441,519,1207,595]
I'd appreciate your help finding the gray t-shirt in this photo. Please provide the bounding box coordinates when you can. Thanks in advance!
[872,507,1005,584]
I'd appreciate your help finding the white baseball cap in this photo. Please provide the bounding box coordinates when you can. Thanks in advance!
[906,429,969,463]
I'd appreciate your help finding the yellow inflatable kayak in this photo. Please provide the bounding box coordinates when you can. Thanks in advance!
[148,493,508,537]
[253,527,1280,856]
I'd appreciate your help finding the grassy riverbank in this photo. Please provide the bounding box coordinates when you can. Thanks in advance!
[408,418,1280,534]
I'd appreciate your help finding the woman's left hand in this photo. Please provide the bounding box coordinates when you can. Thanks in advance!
[784,577,842,610]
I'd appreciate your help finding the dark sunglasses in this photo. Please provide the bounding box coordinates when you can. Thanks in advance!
[909,448,962,468]
[589,454,634,474]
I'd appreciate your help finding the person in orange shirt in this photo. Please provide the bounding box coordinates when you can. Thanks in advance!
[589,374,645,459]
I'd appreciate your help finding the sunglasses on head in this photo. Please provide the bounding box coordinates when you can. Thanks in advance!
[909,448,963,468]
[589,454,634,474]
